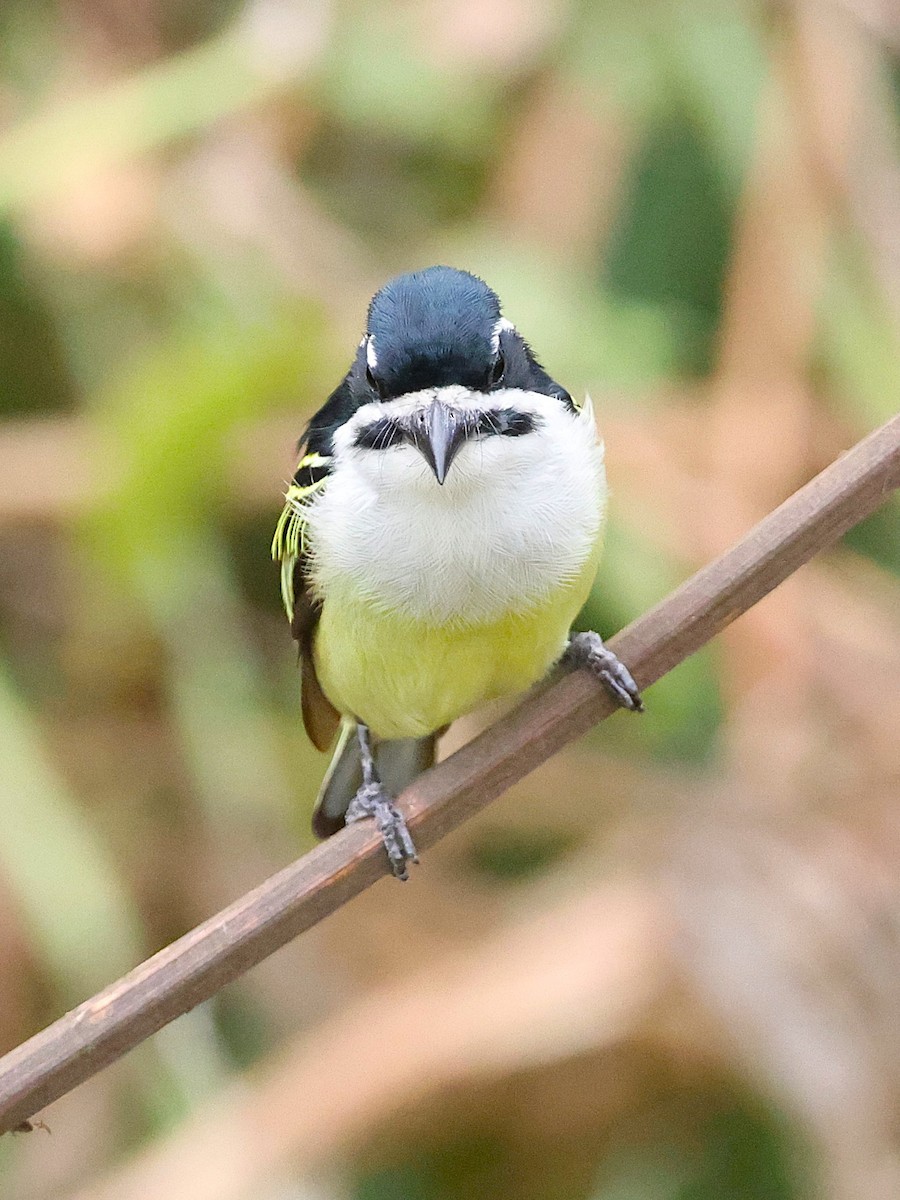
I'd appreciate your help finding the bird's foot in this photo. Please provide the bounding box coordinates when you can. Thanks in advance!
[564,631,644,712]
[345,783,419,881]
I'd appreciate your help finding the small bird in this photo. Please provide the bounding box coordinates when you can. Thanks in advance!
[273,266,642,879]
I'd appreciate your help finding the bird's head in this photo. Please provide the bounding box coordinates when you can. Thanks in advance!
[335,266,574,486]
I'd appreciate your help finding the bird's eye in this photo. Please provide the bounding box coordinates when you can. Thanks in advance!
[489,352,505,389]
[366,364,383,395]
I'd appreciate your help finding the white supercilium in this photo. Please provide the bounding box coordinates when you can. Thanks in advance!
[490,317,515,355]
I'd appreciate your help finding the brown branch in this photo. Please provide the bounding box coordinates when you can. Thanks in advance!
[1,413,898,1134]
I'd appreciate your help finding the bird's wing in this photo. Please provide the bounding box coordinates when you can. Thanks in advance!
[271,445,341,751]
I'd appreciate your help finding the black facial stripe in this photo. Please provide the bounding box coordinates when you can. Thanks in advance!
[353,416,406,450]
[354,407,541,451]
[478,408,539,437]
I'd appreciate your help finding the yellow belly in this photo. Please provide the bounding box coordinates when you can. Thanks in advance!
[313,548,600,740]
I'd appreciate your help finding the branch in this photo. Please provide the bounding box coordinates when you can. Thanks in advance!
[1,414,898,1134]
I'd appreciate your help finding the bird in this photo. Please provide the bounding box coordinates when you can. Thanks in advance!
[272,265,643,879]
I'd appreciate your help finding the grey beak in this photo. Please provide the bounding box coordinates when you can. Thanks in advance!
[416,400,466,484]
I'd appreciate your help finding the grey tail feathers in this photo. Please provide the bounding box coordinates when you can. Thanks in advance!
[311,722,437,840]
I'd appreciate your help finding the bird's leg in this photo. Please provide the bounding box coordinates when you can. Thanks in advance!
[344,723,419,881]
[563,632,644,712]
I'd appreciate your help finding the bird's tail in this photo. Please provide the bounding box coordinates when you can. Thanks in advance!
[312,721,437,839]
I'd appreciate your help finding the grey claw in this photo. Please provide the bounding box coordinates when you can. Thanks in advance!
[564,631,644,712]
[346,783,418,880]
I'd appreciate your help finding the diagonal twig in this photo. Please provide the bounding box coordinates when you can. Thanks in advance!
[0,413,898,1134]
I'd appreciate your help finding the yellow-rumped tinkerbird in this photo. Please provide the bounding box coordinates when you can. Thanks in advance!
[273,266,643,879]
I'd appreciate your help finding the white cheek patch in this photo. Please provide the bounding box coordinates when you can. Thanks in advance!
[307,388,607,625]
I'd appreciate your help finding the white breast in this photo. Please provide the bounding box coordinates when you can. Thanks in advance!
[304,388,606,626]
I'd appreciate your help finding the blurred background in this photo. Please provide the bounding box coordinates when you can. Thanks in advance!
[0,0,898,1197]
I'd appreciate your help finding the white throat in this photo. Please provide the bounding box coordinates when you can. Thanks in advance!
[304,386,606,626]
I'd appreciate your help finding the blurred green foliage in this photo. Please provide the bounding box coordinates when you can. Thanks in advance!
[353,1087,798,1200]
[0,226,73,415]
